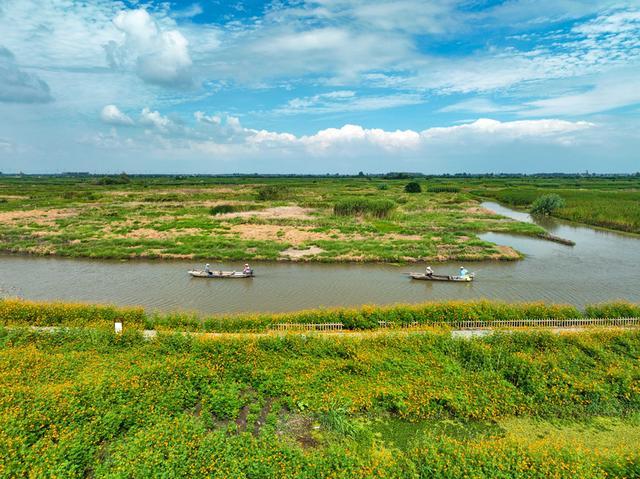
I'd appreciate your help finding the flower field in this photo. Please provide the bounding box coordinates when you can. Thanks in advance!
[0,319,639,477]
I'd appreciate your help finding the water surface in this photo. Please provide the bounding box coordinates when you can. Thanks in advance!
[1,202,638,313]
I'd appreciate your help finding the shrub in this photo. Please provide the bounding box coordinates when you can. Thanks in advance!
[210,204,236,215]
[256,185,286,201]
[377,183,389,190]
[404,182,422,193]
[585,301,640,318]
[333,198,396,218]
[530,194,565,215]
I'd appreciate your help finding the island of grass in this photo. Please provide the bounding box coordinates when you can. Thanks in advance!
[1,298,639,478]
[0,176,548,262]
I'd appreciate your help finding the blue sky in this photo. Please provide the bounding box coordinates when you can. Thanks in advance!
[0,0,639,173]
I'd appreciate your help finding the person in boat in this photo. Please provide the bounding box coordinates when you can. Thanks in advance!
[204,263,212,275]
[242,263,252,275]
[459,266,468,278]
[425,266,433,277]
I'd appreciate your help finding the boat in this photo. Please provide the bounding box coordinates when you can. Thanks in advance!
[408,272,474,282]
[188,270,254,278]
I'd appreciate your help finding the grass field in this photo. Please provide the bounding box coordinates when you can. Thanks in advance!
[1,175,638,264]
[461,176,640,234]
[0,175,548,262]
[1,322,638,478]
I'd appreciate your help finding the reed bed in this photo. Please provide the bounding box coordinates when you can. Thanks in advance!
[333,198,396,218]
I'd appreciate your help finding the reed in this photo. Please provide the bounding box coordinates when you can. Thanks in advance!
[333,197,396,218]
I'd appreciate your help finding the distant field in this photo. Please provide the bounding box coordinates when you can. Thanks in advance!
[1,322,638,478]
[0,176,546,262]
[461,176,640,234]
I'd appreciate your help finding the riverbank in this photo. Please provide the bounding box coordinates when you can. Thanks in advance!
[2,298,639,332]
[1,319,638,478]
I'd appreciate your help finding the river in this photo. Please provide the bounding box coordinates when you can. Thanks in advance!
[1,202,638,314]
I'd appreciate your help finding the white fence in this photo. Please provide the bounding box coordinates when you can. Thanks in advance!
[268,323,344,332]
[443,317,640,330]
[266,317,639,333]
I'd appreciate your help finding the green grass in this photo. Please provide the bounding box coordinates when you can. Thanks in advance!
[4,298,638,332]
[1,175,637,264]
[0,324,638,477]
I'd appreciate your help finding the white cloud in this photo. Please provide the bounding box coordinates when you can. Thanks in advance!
[439,99,518,114]
[194,111,221,124]
[522,69,640,116]
[100,104,134,125]
[172,3,204,20]
[421,118,594,140]
[106,9,192,87]
[0,46,52,103]
[275,90,423,114]
[140,107,174,131]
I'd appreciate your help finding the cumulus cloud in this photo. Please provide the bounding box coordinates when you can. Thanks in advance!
[105,9,192,87]
[139,107,175,131]
[0,46,52,103]
[110,108,594,156]
[421,118,594,140]
[100,104,134,125]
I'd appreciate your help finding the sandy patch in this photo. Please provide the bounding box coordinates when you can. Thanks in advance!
[466,207,498,215]
[123,227,204,240]
[383,233,423,241]
[0,208,76,225]
[30,230,62,237]
[455,235,470,243]
[0,195,28,200]
[279,246,325,258]
[491,245,521,260]
[218,206,315,220]
[230,224,332,244]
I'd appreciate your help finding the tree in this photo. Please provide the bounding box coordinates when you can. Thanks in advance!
[530,194,565,215]
[404,181,422,193]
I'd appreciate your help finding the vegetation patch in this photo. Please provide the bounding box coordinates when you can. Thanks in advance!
[0,323,638,477]
[333,198,396,218]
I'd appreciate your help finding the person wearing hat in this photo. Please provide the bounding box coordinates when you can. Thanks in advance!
[242,263,252,275]
[459,266,468,279]
[204,263,212,275]
[425,265,433,277]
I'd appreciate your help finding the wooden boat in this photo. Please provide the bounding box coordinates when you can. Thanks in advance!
[188,270,254,278]
[408,272,474,282]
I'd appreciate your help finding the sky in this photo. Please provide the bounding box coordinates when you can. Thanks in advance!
[0,0,639,174]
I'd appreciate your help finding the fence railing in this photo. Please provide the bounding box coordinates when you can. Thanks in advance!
[267,318,639,333]
[448,317,640,330]
[268,323,344,332]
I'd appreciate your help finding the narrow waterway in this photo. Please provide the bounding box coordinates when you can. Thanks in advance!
[0,202,638,314]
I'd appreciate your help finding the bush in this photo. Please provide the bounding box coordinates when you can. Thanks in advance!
[377,183,389,190]
[210,204,236,215]
[404,182,422,193]
[530,194,565,215]
[333,198,396,218]
[585,301,640,318]
[256,185,286,201]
